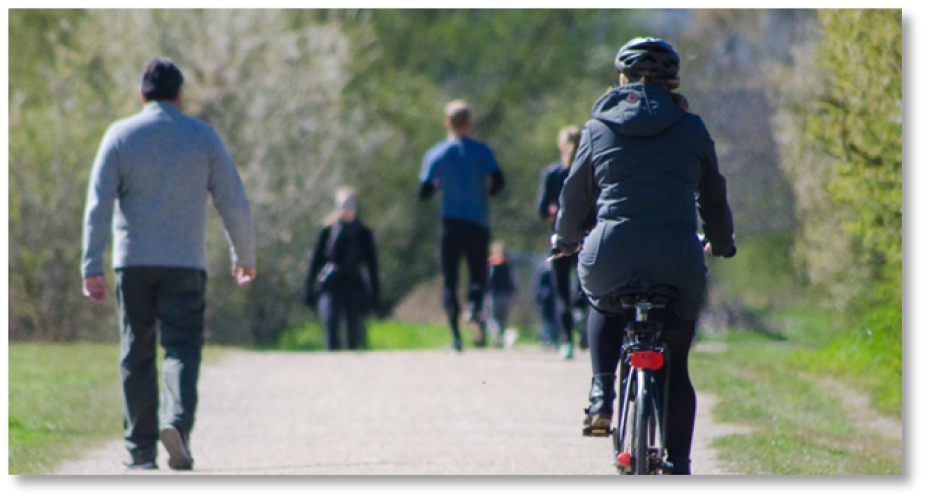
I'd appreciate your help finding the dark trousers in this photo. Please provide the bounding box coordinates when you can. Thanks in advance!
[587,308,697,464]
[115,267,206,462]
[551,253,577,345]
[318,289,367,350]
[439,218,489,340]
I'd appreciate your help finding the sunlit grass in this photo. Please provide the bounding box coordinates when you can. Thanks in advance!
[690,341,901,475]
[276,319,526,351]
[8,342,239,475]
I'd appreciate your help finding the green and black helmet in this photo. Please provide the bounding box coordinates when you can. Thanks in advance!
[614,37,680,78]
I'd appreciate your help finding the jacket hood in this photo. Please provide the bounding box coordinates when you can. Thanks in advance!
[590,84,686,138]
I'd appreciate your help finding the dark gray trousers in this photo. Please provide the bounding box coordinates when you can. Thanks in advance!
[318,289,367,350]
[115,267,206,462]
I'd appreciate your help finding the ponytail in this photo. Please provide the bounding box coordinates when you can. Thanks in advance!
[558,125,582,168]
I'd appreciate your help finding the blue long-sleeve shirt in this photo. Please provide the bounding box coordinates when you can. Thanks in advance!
[82,101,256,277]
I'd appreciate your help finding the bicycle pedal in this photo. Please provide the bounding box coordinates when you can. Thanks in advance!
[582,427,613,437]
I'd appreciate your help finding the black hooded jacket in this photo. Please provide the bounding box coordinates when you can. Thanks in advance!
[554,84,734,319]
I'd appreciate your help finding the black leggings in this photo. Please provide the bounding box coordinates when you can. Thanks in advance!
[440,218,489,339]
[587,307,697,463]
[551,253,576,345]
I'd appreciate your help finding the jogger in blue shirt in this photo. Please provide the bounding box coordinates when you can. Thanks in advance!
[419,100,505,352]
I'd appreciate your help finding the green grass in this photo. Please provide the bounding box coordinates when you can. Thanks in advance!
[276,319,522,351]
[691,333,901,474]
[9,344,123,475]
[8,342,238,475]
[792,305,902,417]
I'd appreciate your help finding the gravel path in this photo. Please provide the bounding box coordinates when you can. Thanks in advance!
[55,346,741,475]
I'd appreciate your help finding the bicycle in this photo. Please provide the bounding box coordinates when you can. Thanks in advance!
[580,284,677,475]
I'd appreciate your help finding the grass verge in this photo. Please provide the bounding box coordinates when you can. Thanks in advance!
[276,319,539,351]
[8,342,239,475]
[691,327,901,474]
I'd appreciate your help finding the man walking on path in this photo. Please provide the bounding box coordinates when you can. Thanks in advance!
[418,100,505,352]
[81,57,257,471]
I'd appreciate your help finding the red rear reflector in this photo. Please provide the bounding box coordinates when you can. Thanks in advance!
[617,453,632,466]
[629,351,664,370]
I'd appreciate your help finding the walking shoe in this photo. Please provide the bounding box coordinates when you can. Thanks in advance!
[123,460,158,470]
[582,374,616,436]
[160,425,194,471]
[667,457,691,475]
[446,338,463,353]
[559,343,574,360]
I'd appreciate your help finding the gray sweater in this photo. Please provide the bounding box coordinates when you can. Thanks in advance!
[82,101,256,278]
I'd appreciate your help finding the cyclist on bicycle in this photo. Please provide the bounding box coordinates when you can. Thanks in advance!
[553,37,736,475]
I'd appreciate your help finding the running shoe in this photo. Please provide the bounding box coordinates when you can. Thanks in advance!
[160,425,193,471]
[465,311,487,347]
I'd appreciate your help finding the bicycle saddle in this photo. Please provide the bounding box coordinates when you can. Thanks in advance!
[613,286,677,308]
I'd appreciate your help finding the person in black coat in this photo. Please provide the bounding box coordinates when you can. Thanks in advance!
[304,187,380,351]
[554,38,736,474]
[535,125,596,360]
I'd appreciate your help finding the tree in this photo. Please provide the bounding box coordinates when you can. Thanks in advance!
[810,9,902,308]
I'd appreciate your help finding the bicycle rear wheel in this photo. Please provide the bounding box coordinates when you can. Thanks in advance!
[633,368,654,475]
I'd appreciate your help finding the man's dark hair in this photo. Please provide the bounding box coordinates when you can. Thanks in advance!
[140,57,184,101]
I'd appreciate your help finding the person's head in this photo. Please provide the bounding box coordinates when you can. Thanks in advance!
[335,186,359,223]
[443,100,472,137]
[557,125,582,168]
[140,57,184,107]
[489,240,508,265]
[614,37,681,91]
[491,241,506,259]
[614,37,688,111]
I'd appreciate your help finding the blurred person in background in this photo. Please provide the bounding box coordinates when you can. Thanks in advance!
[533,262,559,351]
[304,186,381,351]
[485,241,517,348]
[535,125,596,360]
[554,37,736,474]
[419,100,505,353]
[81,57,256,471]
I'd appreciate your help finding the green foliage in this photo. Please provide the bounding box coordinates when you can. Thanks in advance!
[340,10,649,304]
[810,9,902,308]
[8,9,650,344]
[707,229,802,308]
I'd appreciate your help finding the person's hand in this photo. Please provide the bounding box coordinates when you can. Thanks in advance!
[555,241,581,259]
[702,241,712,255]
[547,205,558,222]
[83,275,108,303]
[232,265,256,285]
[549,233,581,260]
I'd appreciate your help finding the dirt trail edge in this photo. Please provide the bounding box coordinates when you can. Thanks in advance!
[56,348,743,475]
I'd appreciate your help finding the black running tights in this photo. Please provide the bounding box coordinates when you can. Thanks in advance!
[439,218,489,339]
[551,253,576,345]
[587,307,697,463]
